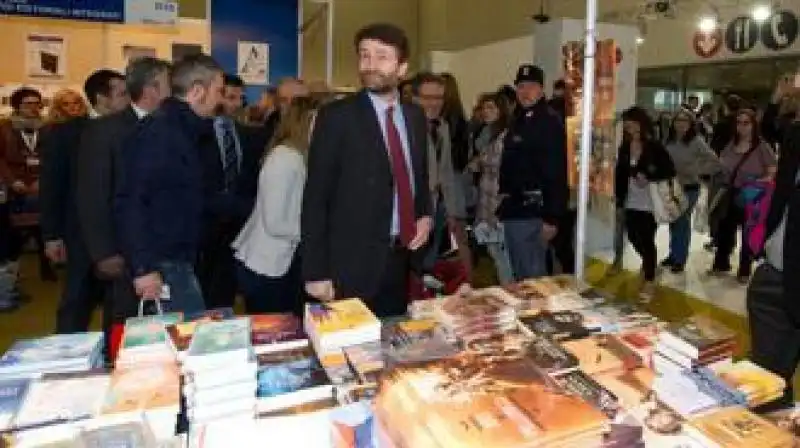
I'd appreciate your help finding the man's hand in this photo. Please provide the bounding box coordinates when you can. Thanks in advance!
[96,255,125,279]
[773,75,795,103]
[10,181,26,194]
[306,280,335,302]
[409,216,433,251]
[44,240,66,263]
[542,222,558,242]
[134,272,163,300]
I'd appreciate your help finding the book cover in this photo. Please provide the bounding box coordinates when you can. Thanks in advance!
[523,334,579,375]
[688,406,794,448]
[306,299,379,334]
[80,421,156,448]
[437,291,514,323]
[124,312,183,328]
[319,352,358,385]
[256,346,331,399]
[594,368,654,409]
[250,314,305,346]
[519,311,592,341]
[101,364,180,414]
[377,351,606,447]
[186,317,251,358]
[343,342,384,384]
[554,370,620,418]
[165,321,196,352]
[664,315,736,355]
[0,378,29,431]
[184,308,235,322]
[562,334,640,376]
[0,333,102,367]
[712,360,786,401]
[120,321,169,350]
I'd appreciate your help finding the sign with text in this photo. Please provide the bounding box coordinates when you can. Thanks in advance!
[725,15,759,53]
[125,0,177,25]
[0,0,125,22]
[761,10,798,51]
[693,29,723,58]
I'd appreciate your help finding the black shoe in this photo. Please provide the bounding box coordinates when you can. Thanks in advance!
[671,264,685,273]
[660,258,674,268]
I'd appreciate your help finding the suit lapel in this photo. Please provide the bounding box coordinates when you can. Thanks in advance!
[356,91,391,175]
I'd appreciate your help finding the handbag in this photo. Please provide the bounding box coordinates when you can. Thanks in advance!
[649,177,688,224]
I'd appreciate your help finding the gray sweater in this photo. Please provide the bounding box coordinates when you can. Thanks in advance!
[665,136,722,186]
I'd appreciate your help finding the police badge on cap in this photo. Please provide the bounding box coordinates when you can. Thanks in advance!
[515,64,545,85]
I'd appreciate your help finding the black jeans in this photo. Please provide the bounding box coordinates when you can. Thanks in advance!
[197,220,240,310]
[236,257,304,316]
[625,210,658,281]
[713,201,751,275]
[55,259,106,333]
[747,264,800,410]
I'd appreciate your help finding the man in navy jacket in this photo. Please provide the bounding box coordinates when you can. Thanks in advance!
[115,54,224,313]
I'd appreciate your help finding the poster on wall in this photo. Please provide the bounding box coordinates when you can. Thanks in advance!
[26,34,66,80]
[125,0,178,25]
[123,45,157,65]
[237,41,270,85]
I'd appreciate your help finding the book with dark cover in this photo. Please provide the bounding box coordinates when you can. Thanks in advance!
[519,311,592,341]
[523,334,579,375]
[256,346,331,400]
[555,370,620,418]
[662,315,736,357]
[250,314,305,346]
[184,308,235,323]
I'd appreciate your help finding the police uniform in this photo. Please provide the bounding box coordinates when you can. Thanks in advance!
[497,64,569,280]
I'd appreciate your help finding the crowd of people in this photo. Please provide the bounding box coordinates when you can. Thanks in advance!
[2,23,800,393]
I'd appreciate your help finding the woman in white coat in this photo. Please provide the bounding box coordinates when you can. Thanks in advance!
[232,97,316,315]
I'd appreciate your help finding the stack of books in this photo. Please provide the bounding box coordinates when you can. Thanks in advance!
[382,319,458,364]
[375,350,608,447]
[711,360,787,408]
[654,315,736,375]
[116,313,182,368]
[435,289,517,342]
[250,314,307,354]
[304,299,381,355]
[166,308,236,360]
[256,344,334,414]
[182,318,257,425]
[0,333,104,380]
[99,362,181,440]
[343,342,384,384]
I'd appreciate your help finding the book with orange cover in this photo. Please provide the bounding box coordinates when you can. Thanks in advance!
[376,351,607,447]
[562,334,640,376]
[686,406,794,448]
[594,368,655,410]
[101,363,180,414]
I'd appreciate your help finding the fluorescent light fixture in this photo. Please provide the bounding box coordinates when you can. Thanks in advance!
[751,4,771,23]
[697,16,717,33]
[636,36,645,45]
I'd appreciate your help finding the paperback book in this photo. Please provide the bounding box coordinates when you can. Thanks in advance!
[256,346,334,413]
[0,378,29,431]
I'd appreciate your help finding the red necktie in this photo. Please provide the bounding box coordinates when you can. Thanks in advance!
[386,106,415,246]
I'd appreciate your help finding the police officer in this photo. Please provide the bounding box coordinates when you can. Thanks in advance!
[497,64,568,280]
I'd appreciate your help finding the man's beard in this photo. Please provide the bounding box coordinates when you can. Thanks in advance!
[360,71,397,94]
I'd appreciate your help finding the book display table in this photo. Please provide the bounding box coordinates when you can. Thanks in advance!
[0,276,797,447]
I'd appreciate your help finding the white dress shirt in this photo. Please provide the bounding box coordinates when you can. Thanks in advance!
[232,145,306,277]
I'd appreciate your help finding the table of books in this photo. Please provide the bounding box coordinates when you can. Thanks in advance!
[0,275,798,447]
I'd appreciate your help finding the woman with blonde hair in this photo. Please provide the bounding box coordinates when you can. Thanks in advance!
[46,89,88,123]
[232,96,317,315]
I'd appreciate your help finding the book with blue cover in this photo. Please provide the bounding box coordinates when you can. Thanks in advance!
[256,346,333,412]
[0,378,30,431]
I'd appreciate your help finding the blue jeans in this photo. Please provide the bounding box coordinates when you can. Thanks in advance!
[156,261,206,315]
[503,218,548,281]
[668,187,700,266]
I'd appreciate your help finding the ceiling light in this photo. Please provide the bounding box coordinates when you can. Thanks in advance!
[697,16,717,33]
[751,4,771,23]
[636,36,645,45]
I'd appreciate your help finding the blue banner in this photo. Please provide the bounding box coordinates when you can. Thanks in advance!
[0,0,125,23]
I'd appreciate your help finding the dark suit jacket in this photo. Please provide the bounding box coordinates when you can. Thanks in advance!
[197,119,261,228]
[75,107,139,264]
[39,117,89,252]
[302,91,431,299]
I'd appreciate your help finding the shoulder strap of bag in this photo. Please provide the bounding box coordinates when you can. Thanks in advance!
[729,146,758,184]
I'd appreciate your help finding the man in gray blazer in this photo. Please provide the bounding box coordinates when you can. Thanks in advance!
[414,72,471,281]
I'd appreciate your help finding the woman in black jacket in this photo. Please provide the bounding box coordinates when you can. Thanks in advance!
[615,106,676,301]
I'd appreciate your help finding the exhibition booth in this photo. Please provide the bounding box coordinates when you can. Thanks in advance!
[0,0,300,115]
